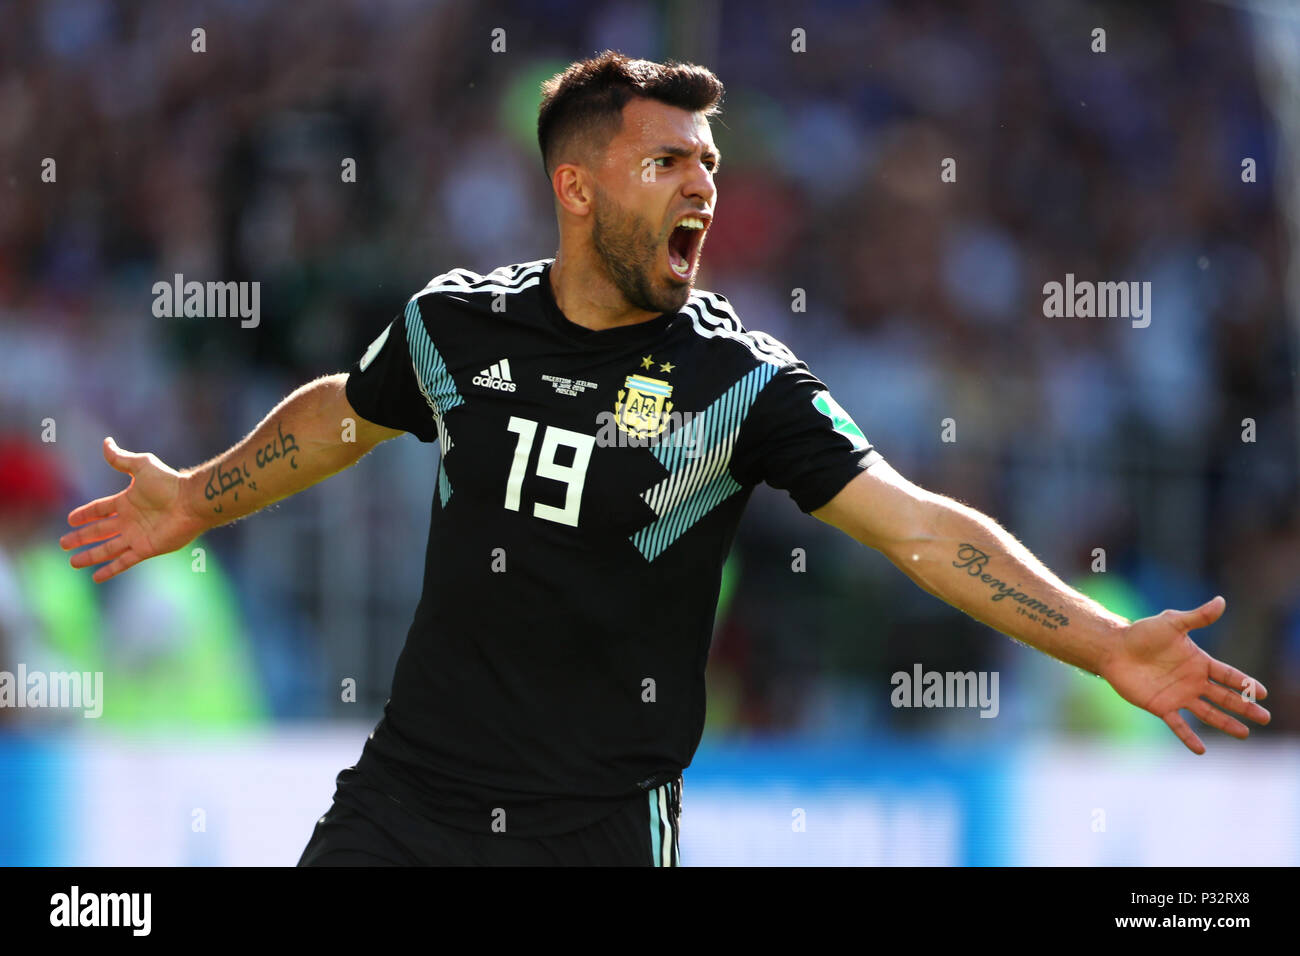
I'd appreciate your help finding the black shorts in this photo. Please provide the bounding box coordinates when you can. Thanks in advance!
[297,769,683,866]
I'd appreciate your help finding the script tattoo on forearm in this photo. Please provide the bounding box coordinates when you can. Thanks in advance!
[204,460,256,514]
[203,421,299,514]
[255,421,300,471]
[951,543,1071,629]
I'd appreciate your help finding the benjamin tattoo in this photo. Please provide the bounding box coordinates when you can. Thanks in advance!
[952,543,1071,628]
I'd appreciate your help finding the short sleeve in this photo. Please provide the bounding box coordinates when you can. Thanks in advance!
[344,310,439,443]
[732,362,884,513]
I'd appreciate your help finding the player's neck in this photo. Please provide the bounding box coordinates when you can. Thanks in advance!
[549,251,663,332]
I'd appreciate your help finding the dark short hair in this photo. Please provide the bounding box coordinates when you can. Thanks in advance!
[537,50,724,175]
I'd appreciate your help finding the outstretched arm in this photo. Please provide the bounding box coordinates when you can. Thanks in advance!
[61,372,402,583]
[813,459,1271,754]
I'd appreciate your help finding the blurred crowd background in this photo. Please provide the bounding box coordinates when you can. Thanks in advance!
[1,0,1297,757]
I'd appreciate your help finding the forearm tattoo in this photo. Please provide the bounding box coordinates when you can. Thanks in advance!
[952,543,1071,629]
[203,421,300,514]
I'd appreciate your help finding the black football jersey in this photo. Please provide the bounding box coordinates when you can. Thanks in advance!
[343,258,884,836]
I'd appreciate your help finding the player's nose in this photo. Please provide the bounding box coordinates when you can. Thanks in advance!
[682,160,716,205]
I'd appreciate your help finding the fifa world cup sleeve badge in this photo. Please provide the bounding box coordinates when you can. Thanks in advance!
[811,389,871,451]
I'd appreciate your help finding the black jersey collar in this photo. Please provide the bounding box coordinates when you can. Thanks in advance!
[539,261,678,345]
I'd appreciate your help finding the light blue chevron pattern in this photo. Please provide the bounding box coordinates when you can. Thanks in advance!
[405,297,463,505]
[631,363,777,561]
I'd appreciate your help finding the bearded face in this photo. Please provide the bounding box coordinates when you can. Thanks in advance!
[591,183,704,316]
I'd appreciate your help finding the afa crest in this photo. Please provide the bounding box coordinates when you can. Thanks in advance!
[615,374,674,439]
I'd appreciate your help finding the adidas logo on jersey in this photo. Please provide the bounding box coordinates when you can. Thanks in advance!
[473,359,517,392]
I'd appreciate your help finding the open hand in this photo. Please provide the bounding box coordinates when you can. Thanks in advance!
[60,437,206,583]
[1099,596,1270,754]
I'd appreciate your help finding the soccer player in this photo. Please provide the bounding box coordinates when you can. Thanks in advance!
[61,52,1270,866]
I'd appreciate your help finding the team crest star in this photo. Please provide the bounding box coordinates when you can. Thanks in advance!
[641,355,654,369]
[659,361,675,373]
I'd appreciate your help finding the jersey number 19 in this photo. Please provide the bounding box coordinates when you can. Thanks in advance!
[503,416,595,527]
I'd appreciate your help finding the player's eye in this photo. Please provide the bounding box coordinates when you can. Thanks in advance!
[653,155,718,174]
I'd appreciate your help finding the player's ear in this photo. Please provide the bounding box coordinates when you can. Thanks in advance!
[553,163,593,218]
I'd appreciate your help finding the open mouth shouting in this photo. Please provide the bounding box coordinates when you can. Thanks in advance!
[666,211,710,281]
